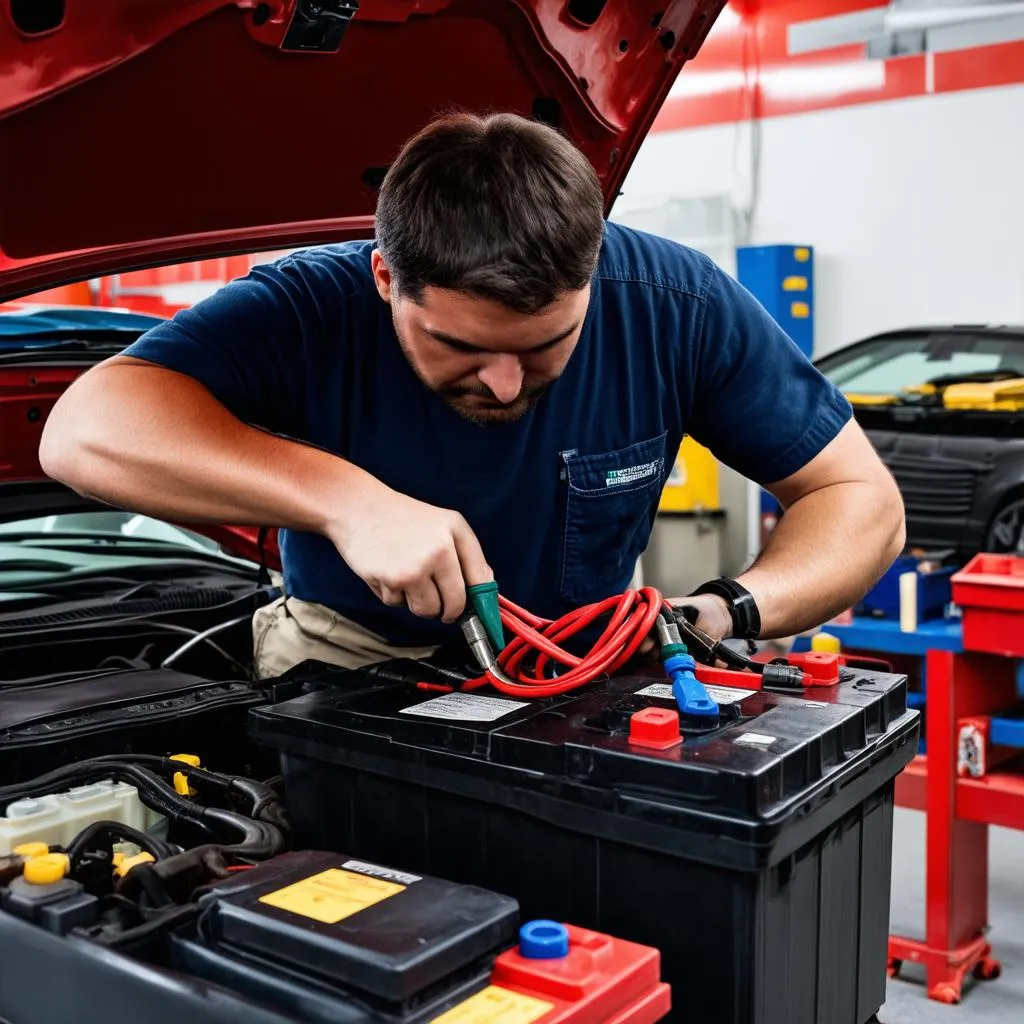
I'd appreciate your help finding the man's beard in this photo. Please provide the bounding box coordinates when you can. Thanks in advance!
[436,380,551,425]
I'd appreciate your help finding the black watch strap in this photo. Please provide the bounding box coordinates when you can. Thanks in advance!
[691,578,761,640]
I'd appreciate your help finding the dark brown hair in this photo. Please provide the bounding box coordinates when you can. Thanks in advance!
[375,112,605,314]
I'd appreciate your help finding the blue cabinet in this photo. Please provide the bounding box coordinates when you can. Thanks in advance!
[736,244,814,359]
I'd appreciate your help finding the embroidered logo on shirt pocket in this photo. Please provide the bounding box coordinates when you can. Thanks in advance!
[559,432,667,603]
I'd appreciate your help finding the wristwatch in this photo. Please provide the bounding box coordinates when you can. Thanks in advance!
[690,578,761,640]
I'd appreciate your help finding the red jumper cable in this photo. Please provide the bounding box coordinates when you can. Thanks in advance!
[446,586,815,706]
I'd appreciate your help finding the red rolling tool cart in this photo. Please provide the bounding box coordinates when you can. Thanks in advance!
[887,554,1024,1005]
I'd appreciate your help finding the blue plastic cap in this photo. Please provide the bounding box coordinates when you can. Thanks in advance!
[664,653,697,674]
[670,670,719,718]
[519,919,570,959]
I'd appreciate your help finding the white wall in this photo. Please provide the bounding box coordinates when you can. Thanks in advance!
[618,84,1024,356]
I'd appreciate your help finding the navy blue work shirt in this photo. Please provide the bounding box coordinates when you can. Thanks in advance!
[123,223,851,646]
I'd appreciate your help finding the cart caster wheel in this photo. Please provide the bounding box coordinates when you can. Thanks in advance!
[973,957,1002,981]
[932,984,960,1005]
[887,958,902,978]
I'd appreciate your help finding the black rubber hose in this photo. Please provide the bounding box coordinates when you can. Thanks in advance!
[0,754,168,808]
[197,807,286,859]
[0,762,214,834]
[65,820,175,868]
[2,758,286,860]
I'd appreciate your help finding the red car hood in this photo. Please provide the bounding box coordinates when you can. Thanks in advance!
[0,0,721,299]
[0,0,721,567]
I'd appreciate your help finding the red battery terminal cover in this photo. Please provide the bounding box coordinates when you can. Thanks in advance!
[492,924,671,1023]
[628,708,683,750]
[784,652,842,686]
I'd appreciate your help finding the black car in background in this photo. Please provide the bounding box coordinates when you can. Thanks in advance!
[815,325,1024,560]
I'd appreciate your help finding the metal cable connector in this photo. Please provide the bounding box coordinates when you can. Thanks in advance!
[655,616,683,649]
[460,614,518,686]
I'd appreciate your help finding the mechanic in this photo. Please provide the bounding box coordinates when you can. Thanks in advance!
[40,113,905,678]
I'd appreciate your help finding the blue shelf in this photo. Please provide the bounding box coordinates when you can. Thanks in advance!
[802,617,963,656]
[990,714,1024,750]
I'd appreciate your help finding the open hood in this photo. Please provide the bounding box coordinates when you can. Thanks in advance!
[0,0,722,300]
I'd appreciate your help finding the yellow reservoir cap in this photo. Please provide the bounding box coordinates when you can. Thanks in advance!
[23,853,70,885]
[171,753,202,796]
[811,632,842,654]
[114,852,156,878]
[13,842,50,859]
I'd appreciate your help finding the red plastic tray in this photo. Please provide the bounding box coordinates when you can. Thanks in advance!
[951,554,1024,658]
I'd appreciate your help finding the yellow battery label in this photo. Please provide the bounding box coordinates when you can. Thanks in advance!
[431,986,555,1023]
[258,868,405,924]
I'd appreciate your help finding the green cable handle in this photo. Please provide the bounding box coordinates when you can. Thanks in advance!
[466,581,505,651]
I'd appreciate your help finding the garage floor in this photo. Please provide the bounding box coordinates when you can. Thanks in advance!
[880,808,1024,1022]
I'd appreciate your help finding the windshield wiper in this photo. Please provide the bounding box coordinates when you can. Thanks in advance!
[0,533,245,564]
[0,336,131,364]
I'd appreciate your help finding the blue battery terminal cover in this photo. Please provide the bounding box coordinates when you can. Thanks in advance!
[664,653,719,719]
[519,919,570,959]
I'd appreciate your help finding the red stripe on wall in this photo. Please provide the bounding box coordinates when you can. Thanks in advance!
[935,40,1024,94]
[652,1,1024,133]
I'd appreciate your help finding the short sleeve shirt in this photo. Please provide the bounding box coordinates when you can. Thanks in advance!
[122,222,851,645]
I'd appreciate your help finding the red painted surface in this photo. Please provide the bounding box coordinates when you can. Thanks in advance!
[0,367,83,480]
[0,0,724,298]
[652,0,1024,132]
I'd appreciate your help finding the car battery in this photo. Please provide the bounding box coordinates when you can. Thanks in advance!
[251,659,919,1024]
[0,849,670,1024]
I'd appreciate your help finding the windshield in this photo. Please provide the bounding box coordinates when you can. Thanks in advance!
[818,333,1024,395]
[0,511,257,609]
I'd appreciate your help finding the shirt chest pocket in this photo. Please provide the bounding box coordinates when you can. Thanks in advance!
[559,432,668,604]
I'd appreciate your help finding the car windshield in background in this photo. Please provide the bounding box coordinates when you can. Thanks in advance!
[818,332,1024,395]
[0,511,231,554]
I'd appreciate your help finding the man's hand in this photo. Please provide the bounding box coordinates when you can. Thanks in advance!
[638,592,732,658]
[329,480,492,623]
[668,593,733,642]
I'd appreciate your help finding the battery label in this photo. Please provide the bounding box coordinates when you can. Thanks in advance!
[258,868,404,925]
[400,693,528,722]
[342,860,421,885]
[636,682,756,704]
[734,732,776,747]
[431,985,554,1023]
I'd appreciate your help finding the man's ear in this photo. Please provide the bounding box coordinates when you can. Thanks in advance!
[371,249,394,304]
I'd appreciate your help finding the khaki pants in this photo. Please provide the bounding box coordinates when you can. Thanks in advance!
[252,595,440,678]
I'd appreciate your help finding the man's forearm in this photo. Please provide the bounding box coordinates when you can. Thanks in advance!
[736,479,905,638]
[39,358,377,537]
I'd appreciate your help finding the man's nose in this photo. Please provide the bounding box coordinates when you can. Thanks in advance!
[477,354,525,404]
